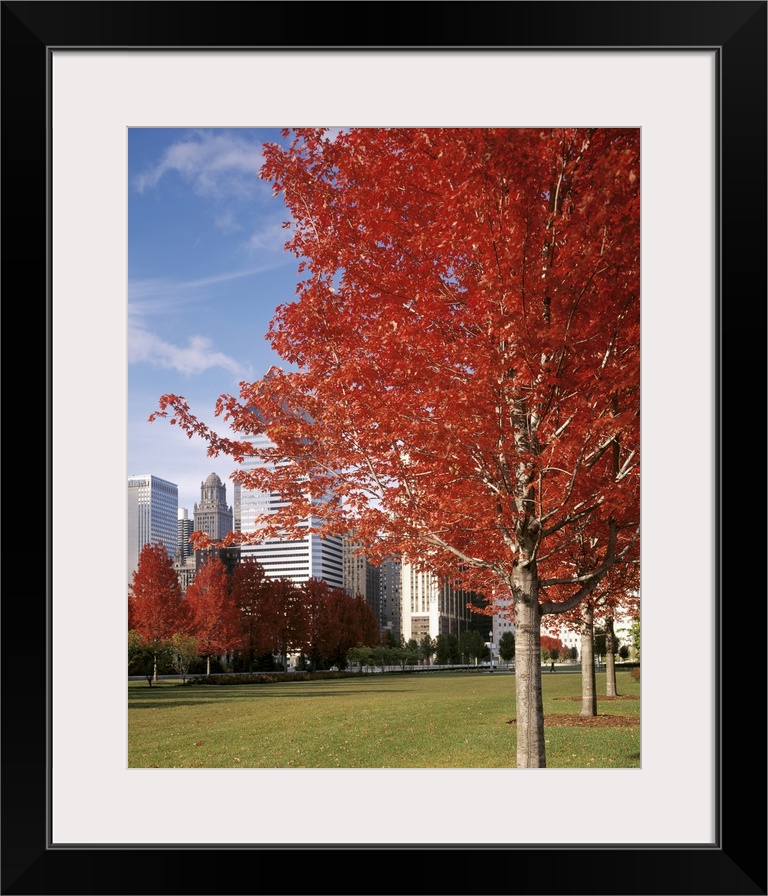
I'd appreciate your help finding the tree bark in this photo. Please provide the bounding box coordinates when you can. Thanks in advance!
[580,605,597,717]
[513,566,546,768]
[605,616,618,697]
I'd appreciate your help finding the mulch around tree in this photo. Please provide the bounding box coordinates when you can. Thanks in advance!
[553,695,639,702]
[507,696,640,727]
[544,714,639,727]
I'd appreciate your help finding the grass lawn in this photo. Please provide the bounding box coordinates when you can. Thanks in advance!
[128,669,640,769]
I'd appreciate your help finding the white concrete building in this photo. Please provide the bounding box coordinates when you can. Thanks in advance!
[236,433,344,589]
[400,562,486,644]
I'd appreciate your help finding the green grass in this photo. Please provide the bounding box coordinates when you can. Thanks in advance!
[128,670,640,769]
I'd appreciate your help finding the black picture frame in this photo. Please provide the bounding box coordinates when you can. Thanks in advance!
[3,2,765,894]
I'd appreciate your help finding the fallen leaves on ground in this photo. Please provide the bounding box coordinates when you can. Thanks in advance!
[506,708,640,728]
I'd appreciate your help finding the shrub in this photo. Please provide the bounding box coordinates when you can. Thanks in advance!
[185,670,355,686]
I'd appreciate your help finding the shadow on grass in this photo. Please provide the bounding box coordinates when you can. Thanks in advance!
[129,687,418,709]
[129,700,227,710]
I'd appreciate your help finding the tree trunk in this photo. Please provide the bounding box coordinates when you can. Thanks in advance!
[153,654,158,684]
[580,606,597,717]
[206,654,211,676]
[605,616,618,697]
[513,568,546,768]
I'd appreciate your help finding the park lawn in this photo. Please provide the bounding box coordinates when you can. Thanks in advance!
[128,670,639,769]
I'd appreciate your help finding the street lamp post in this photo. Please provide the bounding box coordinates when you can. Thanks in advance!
[488,630,494,673]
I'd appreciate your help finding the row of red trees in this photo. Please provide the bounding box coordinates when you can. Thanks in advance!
[128,542,380,681]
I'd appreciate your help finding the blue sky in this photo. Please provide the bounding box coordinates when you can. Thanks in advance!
[128,128,300,512]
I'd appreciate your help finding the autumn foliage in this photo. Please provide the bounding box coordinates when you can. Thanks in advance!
[129,542,187,644]
[129,544,382,677]
[151,128,640,766]
[303,578,381,669]
[231,556,272,665]
[540,634,565,659]
[185,556,239,673]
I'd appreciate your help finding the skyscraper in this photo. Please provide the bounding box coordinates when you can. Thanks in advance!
[176,508,194,561]
[173,507,197,594]
[378,556,402,643]
[193,472,233,542]
[193,472,239,577]
[400,561,487,643]
[127,474,178,585]
[343,539,382,624]
[238,433,344,589]
[233,480,242,533]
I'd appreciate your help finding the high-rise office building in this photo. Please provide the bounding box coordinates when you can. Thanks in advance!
[233,481,242,533]
[343,539,382,624]
[400,561,487,643]
[176,508,194,561]
[378,556,402,643]
[173,508,197,594]
[238,433,344,589]
[127,474,178,585]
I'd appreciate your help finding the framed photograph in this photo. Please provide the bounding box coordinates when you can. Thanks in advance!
[4,2,765,894]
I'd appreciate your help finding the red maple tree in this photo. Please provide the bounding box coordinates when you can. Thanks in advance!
[554,555,640,715]
[260,576,308,670]
[540,634,565,658]
[300,577,332,670]
[316,585,380,669]
[294,578,381,669]
[231,557,271,669]
[185,556,238,676]
[151,127,640,767]
[128,542,188,681]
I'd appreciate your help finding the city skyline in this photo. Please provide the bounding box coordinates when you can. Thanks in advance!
[128,127,307,511]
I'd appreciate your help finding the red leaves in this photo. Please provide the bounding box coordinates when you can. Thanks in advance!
[153,127,639,617]
[186,557,239,658]
[540,634,565,655]
[303,578,380,667]
[129,543,187,642]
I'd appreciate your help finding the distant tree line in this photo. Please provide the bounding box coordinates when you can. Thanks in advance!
[129,542,634,696]
[128,542,380,684]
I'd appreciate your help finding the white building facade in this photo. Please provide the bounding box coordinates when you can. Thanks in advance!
[400,562,486,644]
[176,508,194,561]
[237,434,344,589]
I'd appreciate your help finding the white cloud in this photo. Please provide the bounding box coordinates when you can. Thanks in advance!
[128,324,253,379]
[247,218,292,253]
[129,406,238,512]
[214,209,243,234]
[133,132,266,199]
[126,265,288,379]
[128,263,286,313]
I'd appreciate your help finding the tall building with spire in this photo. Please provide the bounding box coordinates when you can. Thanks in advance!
[127,474,178,586]
[192,472,239,578]
[193,473,233,541]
